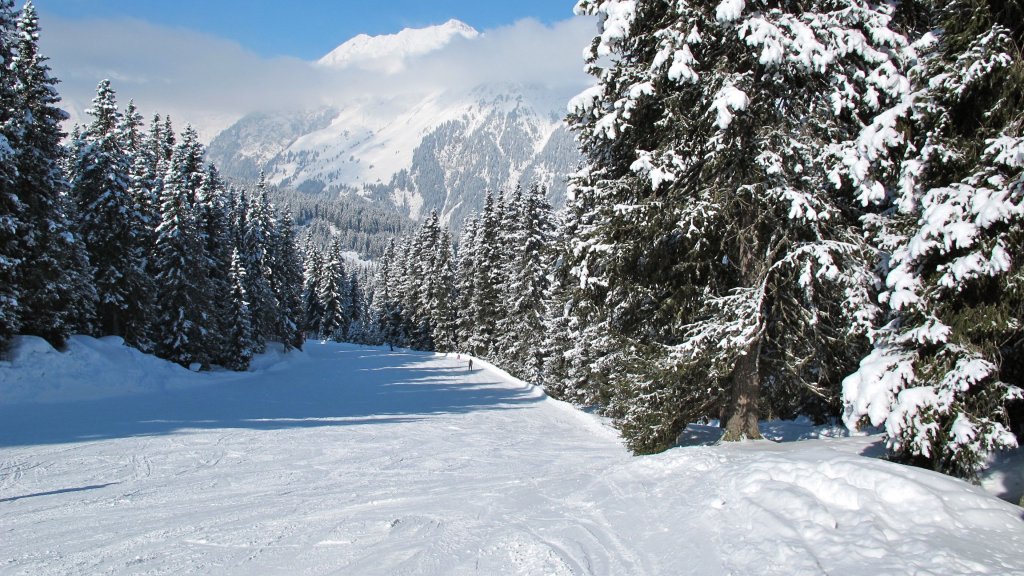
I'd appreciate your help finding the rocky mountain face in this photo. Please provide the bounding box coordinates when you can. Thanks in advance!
[206,20,583,229]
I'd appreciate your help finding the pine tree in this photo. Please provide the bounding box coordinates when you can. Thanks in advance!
[69,80,153,345]
[466,192,501,357]
[430,226,458,353]
[454,216,479,351]
[566,0,906,451]
[489,189,519,367]
[405,211,441,350]
[842,0,1024,478]
[172,125,205,203]
[369,237,401,348]
[346,269,365,343]
[224,248,255,371]
[540,210,576,396]
[240,175,280,349]
[125,113,167,254]
[272,211,306,350]
[394,237,417,346]
[152,138,212,368]
[500,183,555,381]
[302,246,326,339]
[317,239,348,341]
[160,115,175,163]
[196,164,235,365]
[10,0,96,346]
[119,100,143,154]
[0,0,23,353]
[542,187,617,409]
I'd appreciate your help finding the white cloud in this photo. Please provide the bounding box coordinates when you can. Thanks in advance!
[40,13,597,141]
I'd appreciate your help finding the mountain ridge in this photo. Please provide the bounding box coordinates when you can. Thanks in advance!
[317,19,479,73]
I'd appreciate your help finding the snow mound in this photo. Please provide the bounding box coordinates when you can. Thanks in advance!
[0,335,306,405]
[624,441,1024,575]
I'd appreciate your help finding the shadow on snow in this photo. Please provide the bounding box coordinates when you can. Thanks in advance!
[0,347,542,448]
[0,482,122,503]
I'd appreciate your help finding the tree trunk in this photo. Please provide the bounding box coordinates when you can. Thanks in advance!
[721,338,763,441]
[101,305,123,338]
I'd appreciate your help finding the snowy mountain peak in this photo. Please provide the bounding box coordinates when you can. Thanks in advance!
[317,19,479,72]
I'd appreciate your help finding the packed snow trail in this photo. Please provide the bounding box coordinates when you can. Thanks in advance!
[1,341,1023,575]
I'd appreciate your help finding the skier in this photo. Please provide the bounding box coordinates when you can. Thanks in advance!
[468,358,474,371]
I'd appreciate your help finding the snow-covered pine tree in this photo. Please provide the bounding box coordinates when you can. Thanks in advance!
[345,269,365,343]
[543,181,617,409]
[489,188,520,368]
[567,0,905,451]
[539,208,579,397]
[0,0,23,353]
[364,240,385,345]
[226,187,245,253]
[302,241,326,339]
[388,236,412,347]
[498,183,555,381]
[454,216,479,351]
[223,247,255,371]
[466,192,501,357]
[171,125,205,203]
[406,211,441,350]
[69,80,154,345]
[239,176,280,350]
[10,0,96,346]
[841,0,1024,478]
[536,201,606,403]
[368,237,400,348]
[429,226,458,353]
[196,164,235,365]
[152,145,212,368]
[160,115,175,164]
[125,114,169,252]
[317,239,349,341]
[119,100,143,154]
[271,211,306,350]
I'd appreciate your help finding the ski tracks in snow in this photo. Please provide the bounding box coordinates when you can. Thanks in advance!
[0,345,666,575]
[2,343,1021,575]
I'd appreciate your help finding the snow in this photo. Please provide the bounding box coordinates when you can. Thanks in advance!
[1,336,229,405]
[667,46,699,84]
[710,84,749,129]
[988,135,1024,168]
[264,83,572,219]
[317,19,479,73]
[587,1,636,58]
[2,340,1023,575]
[715,0,745,23]
[630,150,677,190]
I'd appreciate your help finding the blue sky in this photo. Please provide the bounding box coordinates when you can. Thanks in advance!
[37,0,579,60]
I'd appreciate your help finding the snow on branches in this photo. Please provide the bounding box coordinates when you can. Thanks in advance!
[842,3,1024,478]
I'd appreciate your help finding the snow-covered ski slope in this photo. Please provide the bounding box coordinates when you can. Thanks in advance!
[1,339,1023,575]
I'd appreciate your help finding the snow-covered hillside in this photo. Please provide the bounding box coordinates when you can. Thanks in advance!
[206,20,584,227]
[2,338,1022,575]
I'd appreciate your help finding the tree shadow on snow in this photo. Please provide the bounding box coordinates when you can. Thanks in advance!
[0,482,121,503]
[0,348,543,448]
[675,423,725,447]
